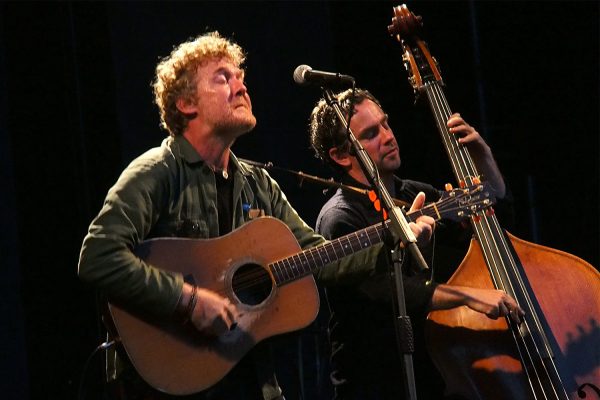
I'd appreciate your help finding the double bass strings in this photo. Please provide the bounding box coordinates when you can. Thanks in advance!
[426,80,569,399]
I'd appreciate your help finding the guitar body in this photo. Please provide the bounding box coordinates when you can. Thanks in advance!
[108,217,319,395]
[105,188,491,395]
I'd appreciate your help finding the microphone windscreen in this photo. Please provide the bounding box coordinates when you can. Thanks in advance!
[293,64,312,85]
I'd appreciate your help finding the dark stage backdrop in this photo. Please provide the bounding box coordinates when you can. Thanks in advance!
[1,1,597,399]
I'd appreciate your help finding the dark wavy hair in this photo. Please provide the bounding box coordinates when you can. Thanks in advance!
[308,88,381,174]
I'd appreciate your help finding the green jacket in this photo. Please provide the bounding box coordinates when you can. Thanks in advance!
[78,135,381,319]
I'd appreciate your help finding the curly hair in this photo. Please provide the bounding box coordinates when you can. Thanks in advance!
[309,88,382,173]
[152,31,246,136]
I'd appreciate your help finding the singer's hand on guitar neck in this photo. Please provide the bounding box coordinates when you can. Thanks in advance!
[407,191,435,248]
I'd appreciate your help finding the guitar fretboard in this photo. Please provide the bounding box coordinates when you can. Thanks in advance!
[268,183,490,286]
[269,221,390,286]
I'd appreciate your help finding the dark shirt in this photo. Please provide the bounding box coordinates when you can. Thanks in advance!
[79,135,384,399]
[315,176,476,399]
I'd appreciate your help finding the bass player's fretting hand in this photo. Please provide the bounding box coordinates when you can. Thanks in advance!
[447,113,506,199]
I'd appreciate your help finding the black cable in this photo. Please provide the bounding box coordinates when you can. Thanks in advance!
[426,230,436,286]
[77,340,116,400]
[344,84,357,155]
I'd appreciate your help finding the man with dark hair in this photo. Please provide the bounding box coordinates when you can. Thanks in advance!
[309,88,523,399]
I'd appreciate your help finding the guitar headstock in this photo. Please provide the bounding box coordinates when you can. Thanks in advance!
[388,4,443,96]
[436,183,496,222]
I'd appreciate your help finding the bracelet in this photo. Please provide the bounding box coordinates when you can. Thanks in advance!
[182,285,198,325]
[176,284,198,325]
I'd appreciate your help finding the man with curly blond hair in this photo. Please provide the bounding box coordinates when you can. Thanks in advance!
[78,32,405,399]
[152,31,250,138]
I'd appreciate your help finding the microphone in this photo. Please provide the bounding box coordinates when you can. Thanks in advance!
[293,64,355,87]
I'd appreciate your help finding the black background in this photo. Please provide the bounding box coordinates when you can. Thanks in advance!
[1,1,597,399]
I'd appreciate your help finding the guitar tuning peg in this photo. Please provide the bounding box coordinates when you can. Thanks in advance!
[472,176,481,185]
[445,183,453,191]
[374,199,381,211]
[368,190,377,202]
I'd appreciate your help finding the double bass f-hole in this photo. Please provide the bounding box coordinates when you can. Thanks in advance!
[389,4,600,400]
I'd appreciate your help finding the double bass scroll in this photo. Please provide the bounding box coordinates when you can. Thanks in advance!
[388,4,600,400]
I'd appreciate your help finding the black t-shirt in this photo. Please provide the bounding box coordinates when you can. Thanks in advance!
[315,176,479,399]
[215,168,233,235]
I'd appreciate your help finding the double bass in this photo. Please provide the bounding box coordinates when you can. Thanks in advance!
[388,5,599,399]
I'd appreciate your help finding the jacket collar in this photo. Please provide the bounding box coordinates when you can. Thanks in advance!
[172,135,251,176]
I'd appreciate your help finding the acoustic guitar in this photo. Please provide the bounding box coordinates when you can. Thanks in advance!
[108,184,493,395]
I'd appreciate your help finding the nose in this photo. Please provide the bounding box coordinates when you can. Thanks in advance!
[381,126,396,144]
[231,76,248,97]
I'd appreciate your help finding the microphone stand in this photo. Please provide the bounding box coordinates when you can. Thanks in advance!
[322,87,429,400]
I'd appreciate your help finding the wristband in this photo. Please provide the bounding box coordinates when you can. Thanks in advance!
[177,284,198,325]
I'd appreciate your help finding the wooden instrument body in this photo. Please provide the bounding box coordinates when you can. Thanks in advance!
[427,233,600,399]
[106,188,492,395]
[388,4,600,399]
[109,217,319,395]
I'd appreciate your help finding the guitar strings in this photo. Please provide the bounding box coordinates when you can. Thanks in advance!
[207,192,485,298]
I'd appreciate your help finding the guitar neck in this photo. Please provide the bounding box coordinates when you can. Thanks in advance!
[269,203,441,286]
[269,220,390,286]
[269,184,491,286]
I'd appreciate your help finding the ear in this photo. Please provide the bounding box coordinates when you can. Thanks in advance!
[328,146,352,168]
[175,96,197,115]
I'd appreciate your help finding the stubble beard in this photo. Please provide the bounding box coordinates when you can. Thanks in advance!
[381,151,401,173]
[215,110,257,138]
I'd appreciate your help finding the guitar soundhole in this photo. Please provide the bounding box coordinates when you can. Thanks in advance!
[231,263,273,306]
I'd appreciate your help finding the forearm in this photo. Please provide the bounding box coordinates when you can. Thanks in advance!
[316,243,383,286]
[429,284,474,311]
[78,232,184,317]
[471,144,506,199]
[429,283,524,323]
[78,162,184,318]
[174,282,196,322]
[447,114,506,199]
